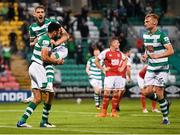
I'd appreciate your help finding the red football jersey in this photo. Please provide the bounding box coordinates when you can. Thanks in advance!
[139,66,148,79]
[121,57,131,78]
[98,49,126,76]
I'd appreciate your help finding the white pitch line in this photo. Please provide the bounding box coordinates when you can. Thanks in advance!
[0,125,125,134]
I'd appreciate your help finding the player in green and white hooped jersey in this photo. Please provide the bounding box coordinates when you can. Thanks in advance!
[17,22,64,128]
[23,5,69,104]
[86,48,103,110]
[141,13,174,125]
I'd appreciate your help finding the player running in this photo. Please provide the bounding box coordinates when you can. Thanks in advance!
[137,66,160,113]
[141,13,174,124]
[86,48,103,110]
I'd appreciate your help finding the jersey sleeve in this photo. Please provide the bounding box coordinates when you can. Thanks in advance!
[161,32,171,46]
[98,50,107,60]
[127,57,131,66]
[29,25,36,38]
[121,52,127,61]
[87,59,91,66]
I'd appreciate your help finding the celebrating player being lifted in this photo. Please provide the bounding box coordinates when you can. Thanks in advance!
[23,5,69,103]
[141,13,174,125]
[17,22,64,128]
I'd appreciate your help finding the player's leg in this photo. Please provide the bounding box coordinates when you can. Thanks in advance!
[141,93,148,113]
[155,86,170,124]
[90,79,102,110]
[111,89,121,117]
[151,100,160,113]
[22,91,34,104]
[142,72,158,101]
[154,72,169,124]
[40,90,56,128]
[17,62,43,127]
[93,86,101,109]
[96,77,112,117]
[116,77,126,111]
[116,89,125,111]
[17,89,42,127]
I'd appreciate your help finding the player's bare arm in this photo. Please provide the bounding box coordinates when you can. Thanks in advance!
[118,58,127,72]
[94,57,110,73]
[30,37,38,47]
[86,64,91,75]
[51,27,70,46]
[41,48,64,65]
[141,50,148,62]
[149,44,174,59]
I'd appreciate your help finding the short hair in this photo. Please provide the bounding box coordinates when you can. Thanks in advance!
[35,5,45,12]
[93,48,100,51]
[48,22,61,33]
[145,13,159,21]
[109,37,119,46]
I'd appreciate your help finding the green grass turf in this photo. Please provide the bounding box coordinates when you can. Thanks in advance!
[0,98,180,134]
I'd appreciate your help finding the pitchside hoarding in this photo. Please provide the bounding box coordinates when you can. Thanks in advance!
[0,90,31,102]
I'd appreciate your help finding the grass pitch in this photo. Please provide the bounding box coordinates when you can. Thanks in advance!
[0,98,180,134]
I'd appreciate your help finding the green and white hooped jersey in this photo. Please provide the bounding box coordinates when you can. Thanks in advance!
[29,18,59,39]
[143,29,171,72]
[87,56,103,80]
[31,34,55,83]
[31,34,52,65]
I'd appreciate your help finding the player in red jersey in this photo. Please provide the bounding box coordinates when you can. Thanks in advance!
[95,37,127,117]
[137,66,160,113]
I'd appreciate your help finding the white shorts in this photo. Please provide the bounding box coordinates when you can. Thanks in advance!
[144,71,168,87]
[29,62,54,92]
[89,79,102,89]
[53,45,68,59]
[104,76,125,90]
[137,75,144,89]
[121,78,126,89]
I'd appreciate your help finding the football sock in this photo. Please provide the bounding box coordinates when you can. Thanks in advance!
[112,95,119,112]
[94,93,100,106]
[20,102,37,122]
[158,98,168,118]
[152,101,156,110]
[102,95,109,112]
[41,103,51,123]
[141,94,146,110]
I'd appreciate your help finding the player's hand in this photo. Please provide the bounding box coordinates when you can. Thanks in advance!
[141,54,148,62]
[56,59,64,65]
[30,38,38,47]
[126,77,131,83]
[102,67,110,74]
[51,39,56,46]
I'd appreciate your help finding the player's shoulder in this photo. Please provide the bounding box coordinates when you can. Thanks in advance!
[38,34,50,45]
[29,22,38,28]
[101,48,110,54]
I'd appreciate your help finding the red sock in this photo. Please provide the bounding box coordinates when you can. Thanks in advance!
[152,101,156,110]
[112,95,119,112]
[141,94,146,110]
[102,95,109,112]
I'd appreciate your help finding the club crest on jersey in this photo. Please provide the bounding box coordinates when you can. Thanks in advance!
[42,40,50,47]
[109,54,112,57]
